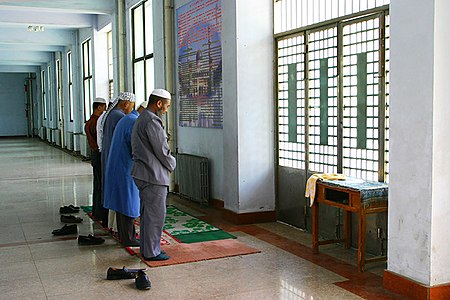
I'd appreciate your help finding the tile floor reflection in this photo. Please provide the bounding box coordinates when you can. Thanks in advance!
[0,138,401,299]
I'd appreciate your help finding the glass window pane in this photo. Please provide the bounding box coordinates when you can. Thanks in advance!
[69,84,73,121]
[145,1,153,55]
[145,58,154,100]
[134,61,145,104]
[107,31,113,80]
[83,42,89,76]
[88,40,92,76]
[133,5,144,58]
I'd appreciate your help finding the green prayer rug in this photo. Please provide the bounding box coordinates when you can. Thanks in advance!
[80,205,92,213]
[164,206,236,243]
[81,205,236,243]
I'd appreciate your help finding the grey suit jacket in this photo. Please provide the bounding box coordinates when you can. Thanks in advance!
[131,109,176,186]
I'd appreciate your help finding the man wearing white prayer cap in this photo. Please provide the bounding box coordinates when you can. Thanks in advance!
[85,97,107,222]
[131,88,176,261]
[103,99,148,247]
[100,92,136,228]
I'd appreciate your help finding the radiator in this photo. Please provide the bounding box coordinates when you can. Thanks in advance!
[80,134,91,158]
[39,127,46,140]
[53,129,61,146]
[73,133,81,152]
[46,128,52,143]
[66,132,74,150]
[175,153,209,205]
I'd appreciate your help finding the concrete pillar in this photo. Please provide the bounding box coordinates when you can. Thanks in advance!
[222,0,275,221]
[385,0,450,297]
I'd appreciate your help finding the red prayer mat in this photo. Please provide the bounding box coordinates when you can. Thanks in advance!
[132,239,261,267]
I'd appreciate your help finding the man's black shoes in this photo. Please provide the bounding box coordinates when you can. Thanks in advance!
[135,270,151,290]
[106,267,145,280]
[61,215,83,223]
[59,205,80,214]
[52,224,77,236]
[78,234,105,245]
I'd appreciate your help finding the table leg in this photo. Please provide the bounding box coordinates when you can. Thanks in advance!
[312,202,319,254]
[344,210,352,249]
[358,210,367,272]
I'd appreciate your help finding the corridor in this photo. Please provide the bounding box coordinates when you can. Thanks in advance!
[0,138,400,299]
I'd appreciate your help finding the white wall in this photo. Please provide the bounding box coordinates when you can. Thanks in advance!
[430,0,450,286]
[389,0,450,286]
[0,73,29,136]
[175,0,275,211]
[222,0,275,213]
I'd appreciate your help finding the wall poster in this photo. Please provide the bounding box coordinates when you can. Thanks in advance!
[177,0,222,128]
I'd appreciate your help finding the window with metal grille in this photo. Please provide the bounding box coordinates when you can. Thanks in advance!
[67,51,74,122]
[82,39,93,122]
[275,1,390,182]
[47,66,52,122]
[132,0,154,103]
[56,59,62,122]
[41,70,47,120]
[277,35,306,169]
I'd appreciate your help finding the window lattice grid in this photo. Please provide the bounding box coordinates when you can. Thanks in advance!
[342,17,380,181]
[277,35,306,169]
[384,14,390,182]
[274,0,390,34]
[308,27,338,173]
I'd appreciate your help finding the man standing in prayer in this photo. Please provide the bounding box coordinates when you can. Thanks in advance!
[84,97,107,223]
[101,92,136,229]
[131,89,176,261]
[104,101,148,247]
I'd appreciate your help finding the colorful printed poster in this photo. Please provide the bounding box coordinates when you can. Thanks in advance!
[177,0,222,128]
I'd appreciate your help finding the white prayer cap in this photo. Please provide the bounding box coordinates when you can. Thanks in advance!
[151,89,171,100]
[139,100,149,108]
[94,97,107,104]
[118,92,136,102]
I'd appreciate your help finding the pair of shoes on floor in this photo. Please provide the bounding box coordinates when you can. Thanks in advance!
[142,251,170,261]
[61,215,83,223]
[106,266,146,280]
[59,205,80,214]
[52,224,77,236]
[78,234,105,245]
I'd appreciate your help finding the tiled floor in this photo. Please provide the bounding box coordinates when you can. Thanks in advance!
[0,138,403,299]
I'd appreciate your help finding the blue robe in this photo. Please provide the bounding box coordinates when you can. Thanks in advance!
[101,108,125,206]
[104,110,140,218]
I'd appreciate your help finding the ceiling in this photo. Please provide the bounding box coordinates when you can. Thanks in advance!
[0,0,114,73]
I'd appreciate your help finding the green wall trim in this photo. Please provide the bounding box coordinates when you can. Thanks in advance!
[288,63,297,143]
[320,58,329,145]
[357,53,367,149]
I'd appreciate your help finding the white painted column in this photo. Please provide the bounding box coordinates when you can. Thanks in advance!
[222,0,275,213]
[388,0,450,286]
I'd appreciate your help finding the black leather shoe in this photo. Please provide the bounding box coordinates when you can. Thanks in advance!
[78,234,105,245]
[52,224,77,236]
[106,267,145,280]
[135,270,151,290]
[60,206,80,214]
[61,215,83,223]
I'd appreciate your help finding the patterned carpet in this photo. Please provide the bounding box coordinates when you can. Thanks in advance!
[82,205,259,266]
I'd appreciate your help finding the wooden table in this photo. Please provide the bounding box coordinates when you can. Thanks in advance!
[311,177,388,272]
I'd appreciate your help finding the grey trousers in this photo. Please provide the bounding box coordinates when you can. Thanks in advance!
[134,179,167,258]
[116,211,137,246]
